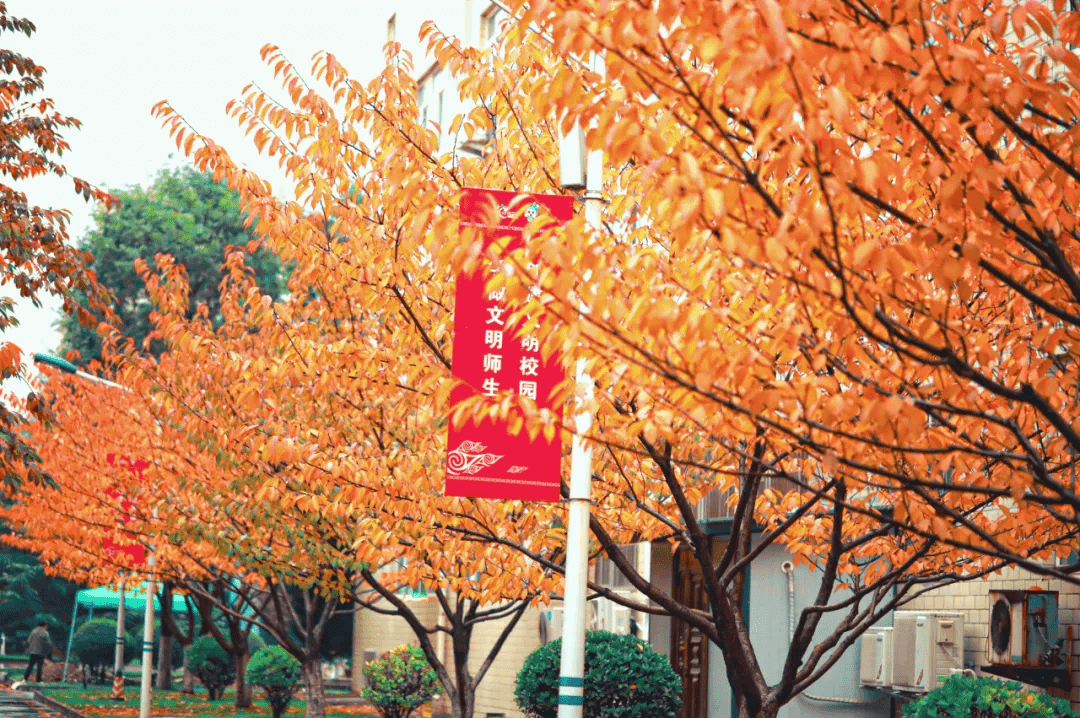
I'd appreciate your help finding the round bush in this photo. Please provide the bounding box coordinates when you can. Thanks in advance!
[903,674,1078,718]
[515,630,681,718]
[248,646,302,718]
[188,635,234,701]
[362,644,443,718]
[248,645,301,687]
[71,618,137,684]
[248,631,267,655]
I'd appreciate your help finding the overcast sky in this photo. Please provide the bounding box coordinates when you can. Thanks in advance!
[4,0,445,389]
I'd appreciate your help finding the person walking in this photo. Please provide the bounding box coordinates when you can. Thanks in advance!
[23,621,53,683]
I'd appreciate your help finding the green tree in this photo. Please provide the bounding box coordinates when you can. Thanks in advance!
[58,166,286,365]
[0,547,79,646]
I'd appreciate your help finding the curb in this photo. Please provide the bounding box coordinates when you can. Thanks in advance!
[31,691,87,718]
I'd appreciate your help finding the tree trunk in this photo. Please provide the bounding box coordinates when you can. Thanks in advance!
[156,634,173,690]
[302,659,326,718]
[350,607,363,695]
[234,650,253,708]
[182,647,195,694]
[447,687,475,718]
[736,694,781,718]
[448,623,475,718]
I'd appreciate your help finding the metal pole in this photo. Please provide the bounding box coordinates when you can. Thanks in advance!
[62,600,79,682]
[32,353,127,390]
[113,581,126,700]
[350,600,364,695]
[556,359,595,716]
[140,522,157,718]
[557,54,603,716]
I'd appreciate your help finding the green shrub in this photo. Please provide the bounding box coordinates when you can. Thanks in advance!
[247,646,302,718]
[515,630,681,718]
[903,674,1079,718]
[187,635,234,701]
[362,644,443,718]
[71,618,137,685]
[248,631,267,655]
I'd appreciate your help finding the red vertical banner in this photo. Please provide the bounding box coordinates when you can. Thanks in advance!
[103,454,148,565]
[445,188,573,502]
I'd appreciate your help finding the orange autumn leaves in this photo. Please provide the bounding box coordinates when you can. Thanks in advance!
[8,0,1080,622]
[489,0,1080,568]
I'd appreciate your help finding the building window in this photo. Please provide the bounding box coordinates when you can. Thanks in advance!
[480,4,507,44]
[596,544,638,589]
[437,90,445,128]
[417,66,440,126]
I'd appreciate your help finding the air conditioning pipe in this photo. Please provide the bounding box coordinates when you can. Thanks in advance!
[781,561,878,706]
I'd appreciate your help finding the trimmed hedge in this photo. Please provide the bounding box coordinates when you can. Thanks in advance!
[515,630,681,718]
[71,619,137,685]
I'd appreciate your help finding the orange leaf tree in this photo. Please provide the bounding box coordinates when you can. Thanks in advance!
[0,2,114,488]
[414,0,1080,716]
[138,43,566,712]
[141,20,1022,718]
[2,349,330,709]
[16,3,1072,717]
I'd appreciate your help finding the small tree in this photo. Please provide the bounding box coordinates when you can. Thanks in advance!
[516,631,681,718]
[362,645,443,718]
[188,634,234,701]
[248,646,302,718]
[904,675,1079,718]
[71,619,136,685]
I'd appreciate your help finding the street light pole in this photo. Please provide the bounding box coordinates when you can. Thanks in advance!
[33,353,155,718]
[32,353,127,390]
[555,53,604,718]
[139,552,156,718]
[112,580,126,700]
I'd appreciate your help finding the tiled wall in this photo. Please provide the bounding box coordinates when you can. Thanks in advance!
[902,567,1080,708]
[467,604,543,718]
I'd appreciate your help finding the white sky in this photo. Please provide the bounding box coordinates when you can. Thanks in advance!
[4,0,445,388]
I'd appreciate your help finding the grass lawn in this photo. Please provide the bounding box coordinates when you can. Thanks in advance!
[39,684,384,717]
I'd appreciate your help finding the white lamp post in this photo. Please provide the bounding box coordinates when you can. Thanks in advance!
[113,581,126,700]
[554,52,604,718]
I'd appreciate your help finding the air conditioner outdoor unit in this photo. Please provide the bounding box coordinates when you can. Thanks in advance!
[859,627,894,687]
[590,593,634,634]
[988,590,1061,667]
[540,606,563,644]
[891,611,964,693]
[589,599,611,631]
[612,604,631,635]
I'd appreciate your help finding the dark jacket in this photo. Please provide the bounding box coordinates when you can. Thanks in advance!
[26,626,52,657]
